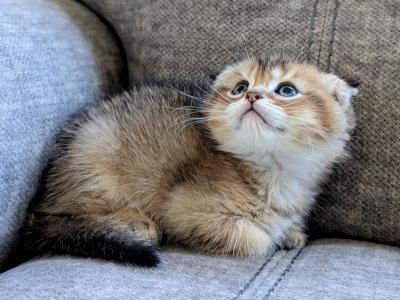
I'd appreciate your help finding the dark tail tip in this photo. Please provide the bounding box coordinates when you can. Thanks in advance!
[52,233,161,267]
[22,228,161,267]
[107,237,160,267]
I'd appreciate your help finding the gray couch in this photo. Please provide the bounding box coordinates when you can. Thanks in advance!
[0,1,399,299]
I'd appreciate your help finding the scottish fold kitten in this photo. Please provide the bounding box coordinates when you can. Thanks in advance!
[23,56,358,266]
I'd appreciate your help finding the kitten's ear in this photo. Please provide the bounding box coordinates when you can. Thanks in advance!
[209,70,220,82]
[342,77,360,89]
[322,73,359,108]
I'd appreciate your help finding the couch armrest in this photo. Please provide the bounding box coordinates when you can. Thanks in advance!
[0,0,126,268]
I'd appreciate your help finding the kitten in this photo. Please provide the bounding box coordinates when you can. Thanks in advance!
[23,56,358,267]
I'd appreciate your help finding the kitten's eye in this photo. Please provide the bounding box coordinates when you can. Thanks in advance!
[275,83,298,97]
[231,81,249,95]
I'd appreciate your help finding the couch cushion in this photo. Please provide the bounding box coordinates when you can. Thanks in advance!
[81,0,400,247]
[0,0,126,267]
[0,239,399,299]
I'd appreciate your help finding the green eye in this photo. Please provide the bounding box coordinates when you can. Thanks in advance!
[275,83,298,97]
[231,81,249,95]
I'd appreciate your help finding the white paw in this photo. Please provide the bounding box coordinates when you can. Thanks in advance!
[285,229,307,249]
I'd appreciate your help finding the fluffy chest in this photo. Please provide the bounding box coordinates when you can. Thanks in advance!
[250,160,320,217]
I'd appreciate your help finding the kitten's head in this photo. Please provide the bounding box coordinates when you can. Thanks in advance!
[205,57,358,165]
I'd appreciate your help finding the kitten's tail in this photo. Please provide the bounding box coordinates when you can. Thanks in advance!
[20,211,160,267]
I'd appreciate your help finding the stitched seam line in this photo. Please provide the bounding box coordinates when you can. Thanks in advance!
[317,0,330,66]
[307,0,320,60]
[231,250,278,300]
[262,248,304,300]
[326,0,339,72]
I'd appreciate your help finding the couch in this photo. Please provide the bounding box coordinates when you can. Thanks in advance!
[0,1,399,299]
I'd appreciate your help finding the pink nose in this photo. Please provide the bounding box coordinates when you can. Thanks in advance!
[246,91,262,104]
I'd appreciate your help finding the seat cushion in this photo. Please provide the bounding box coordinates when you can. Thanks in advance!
[80,0,400,247]
[0,0,126,267]
[0,239,399,299]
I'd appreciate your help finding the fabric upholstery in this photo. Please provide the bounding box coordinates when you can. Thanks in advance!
[0,239,399,299]
[0,0,125,267]
[80,0,400,246]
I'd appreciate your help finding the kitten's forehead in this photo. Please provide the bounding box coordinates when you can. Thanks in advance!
[249,58,305,80]
[215,58,321,89]
[234,59,296,79]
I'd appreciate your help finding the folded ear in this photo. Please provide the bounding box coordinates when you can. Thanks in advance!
[209,70,220,81]
[322,73,359,109]
[342,77,360,88]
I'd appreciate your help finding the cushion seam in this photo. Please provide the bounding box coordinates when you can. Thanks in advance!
[326,0,339,72]
[307,0,320,60]
[231,250,278,300]
[262,246,306,300]
[317,0,330,66]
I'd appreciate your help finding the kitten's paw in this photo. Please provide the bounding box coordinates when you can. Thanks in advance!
[218,219,276,256]
[135,218,161,244]
[284,229,307,249]
[115,207,161,244]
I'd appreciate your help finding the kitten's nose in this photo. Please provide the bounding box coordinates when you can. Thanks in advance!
[246,91,263,104]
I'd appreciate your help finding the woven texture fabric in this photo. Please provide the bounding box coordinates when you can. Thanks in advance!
[0,239,399,299]
[81,0,400,247]
[0,0,125,267]
[308,0,400,246]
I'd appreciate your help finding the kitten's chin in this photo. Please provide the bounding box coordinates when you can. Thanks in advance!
[242,110,264,123]
[241,109,285,132]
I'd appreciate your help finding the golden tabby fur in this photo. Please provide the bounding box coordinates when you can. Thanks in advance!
[23,57,358,266]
